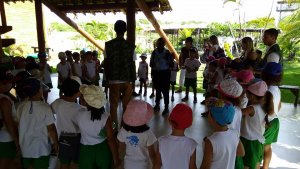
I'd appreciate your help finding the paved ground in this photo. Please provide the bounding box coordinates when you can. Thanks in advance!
[47,74,300,169]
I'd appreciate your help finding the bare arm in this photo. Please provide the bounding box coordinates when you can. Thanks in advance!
[148,144,156,167]
[189,150,197,169]
[153,146,162,169]
[47,123,59,154]
[200,139,213,169]
[105,117,120,167]
[242,106,255,117]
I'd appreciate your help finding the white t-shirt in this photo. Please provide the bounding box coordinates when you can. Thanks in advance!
[229,106,242,134]
[117,127,157,169]
[241,105,266,143]
[170,61,178,82]
[72,62,82,78]
[51,99,83,135]
[0,94,17,142]
[17,101,55,158]
[39,63,52,84]
[207,129,239,169]
[215,67,224,84]
[184,58,201,78]
[158,135,197,169]
[268,85,281,121]
[84,60,96,79]
[240,93,249,109]
[73,111,109,145]
[138,62,148,79]
[57,62,71,79]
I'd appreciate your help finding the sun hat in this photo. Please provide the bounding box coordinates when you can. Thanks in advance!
[208,98,235,126]
[262,62,282,76]
[218,79,243,98]
[123,100,153,126]
[140,53,147,58]
[58,52,66,59]
[231,69,255,84]
[247,80,268,97]
[169,103,193,129]
[79,85,107,109]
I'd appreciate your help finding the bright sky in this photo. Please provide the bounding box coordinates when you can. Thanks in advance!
[44,0,279,26]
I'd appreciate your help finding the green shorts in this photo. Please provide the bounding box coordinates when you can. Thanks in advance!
[241,137,263,169]
[0,141,17,159]
[79,140,112,169]
[22,155,50,169]
[235,156,244,169]
[264,118,280,145]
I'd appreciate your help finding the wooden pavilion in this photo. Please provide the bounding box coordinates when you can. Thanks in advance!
[0,0,179,60]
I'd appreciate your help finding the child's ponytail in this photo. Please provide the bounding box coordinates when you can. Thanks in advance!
[263,91,274,126]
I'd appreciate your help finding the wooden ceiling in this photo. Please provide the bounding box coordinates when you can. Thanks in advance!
[3,0,172,13]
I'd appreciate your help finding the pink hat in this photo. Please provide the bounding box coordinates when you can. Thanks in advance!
[123,100,153,126]
[231,70,254,84]
[169,103,193,129]
[247,80,268,97]
[218,79,243,98]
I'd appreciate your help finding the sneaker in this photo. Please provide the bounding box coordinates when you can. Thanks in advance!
[181,96,188,102]
[153,105,160,112]
[162,108,169,116]
[193,97,197,103]
[171,96,174,102]
[132,92,140,97]
[175,88,182,93]
[200,100,206,105]
[149,93,155,98]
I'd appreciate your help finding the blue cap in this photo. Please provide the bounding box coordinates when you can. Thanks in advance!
[263,62,282,76]
[209,98,235,126]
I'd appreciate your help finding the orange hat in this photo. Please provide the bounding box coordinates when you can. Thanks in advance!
[169,103,193,129]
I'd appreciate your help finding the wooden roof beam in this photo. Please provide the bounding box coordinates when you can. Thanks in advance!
[41,0,104,51]
[135,0,179,61]
[57,1,159,13]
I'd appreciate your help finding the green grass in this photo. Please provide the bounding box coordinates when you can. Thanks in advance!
[174,61,300,103]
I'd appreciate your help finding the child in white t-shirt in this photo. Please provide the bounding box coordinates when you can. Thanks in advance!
[57,52,71,96]
[0,68,19,169]
[16,78,58,169]
[170,57,179,102]
[117,100,156,169]
[241,80,272,169]
[181,48,201,103]
[200,98,244,169]
[154,103,197,169]
[74,85,120,169]
[71,52,82,79]
[138,53,149,96]
[261,62,282,169]
[82,51,99,86]
[51,77,82,169]
[38,52,52,102]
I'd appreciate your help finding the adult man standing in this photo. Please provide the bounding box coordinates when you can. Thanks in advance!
[150,38,174,115]
[262,28,282,65]
[176,37,198,93]
[104,20,136,128]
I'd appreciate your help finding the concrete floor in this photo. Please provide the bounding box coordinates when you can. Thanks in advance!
[47,75,300,169]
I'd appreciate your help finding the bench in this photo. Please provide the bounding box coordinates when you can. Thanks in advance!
[279,85,300,107]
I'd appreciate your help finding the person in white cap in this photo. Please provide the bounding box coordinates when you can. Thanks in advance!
[138,53,149,96]
[57,52,71,97]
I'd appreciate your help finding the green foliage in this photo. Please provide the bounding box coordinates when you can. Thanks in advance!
[3,43,31,57]
[224,42,234,59]
[49,22,74,32]
[244,17,275,29]
[178,28,195,41]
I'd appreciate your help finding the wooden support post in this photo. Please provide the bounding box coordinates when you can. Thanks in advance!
[126,0,136,44]
[35,0,46,53]
[0,1,6,59]
[41,0,104,51]
[135,0,179,61]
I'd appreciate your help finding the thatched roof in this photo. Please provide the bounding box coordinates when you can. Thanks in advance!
[3,0,172,13]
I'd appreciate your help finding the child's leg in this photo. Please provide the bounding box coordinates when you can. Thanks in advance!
[139,80,143,94]
[143,81,147,96]
[171,83,175,97]
[193,86,197,99]
[262,145,272,169]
